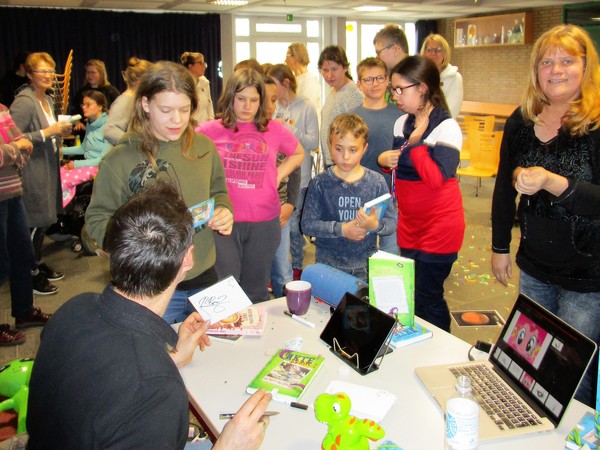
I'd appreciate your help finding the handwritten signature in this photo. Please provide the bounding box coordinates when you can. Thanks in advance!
[195,295,230,315]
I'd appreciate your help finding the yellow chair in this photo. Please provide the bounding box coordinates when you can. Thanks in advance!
[456,129,503,196]
[459,115,495,165]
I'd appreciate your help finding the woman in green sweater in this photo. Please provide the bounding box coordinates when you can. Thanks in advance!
[86,61,233,323]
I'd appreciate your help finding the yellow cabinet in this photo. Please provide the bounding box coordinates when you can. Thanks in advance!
[454,12,533,48]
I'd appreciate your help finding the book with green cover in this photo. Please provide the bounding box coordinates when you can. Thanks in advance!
[246,349,325,403]
[368,251,415,326]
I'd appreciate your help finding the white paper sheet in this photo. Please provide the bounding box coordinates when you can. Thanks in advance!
[188,276,252,324]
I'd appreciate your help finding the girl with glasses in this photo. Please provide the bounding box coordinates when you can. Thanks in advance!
[60,90,112,206]
[378,55,464,332]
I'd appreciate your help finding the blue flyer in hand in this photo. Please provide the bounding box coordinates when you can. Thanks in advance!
[189,198,214,231]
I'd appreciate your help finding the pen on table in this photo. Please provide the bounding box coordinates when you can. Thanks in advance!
[219,411,280,420]
[283,310,315,329]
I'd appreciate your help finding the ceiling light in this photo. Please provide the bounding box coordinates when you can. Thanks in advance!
[209,0,248,5]
[354,5,389,12]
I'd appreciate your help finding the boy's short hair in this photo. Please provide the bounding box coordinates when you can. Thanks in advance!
[329,113,369,145]
[356,57,387,80]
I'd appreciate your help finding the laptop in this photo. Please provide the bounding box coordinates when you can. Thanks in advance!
[415,293,597,440]
[320,293,396,375]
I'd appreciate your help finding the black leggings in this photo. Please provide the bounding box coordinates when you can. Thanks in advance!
[30,226,47,267]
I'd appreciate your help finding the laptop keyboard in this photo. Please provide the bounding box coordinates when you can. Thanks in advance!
[450,364,543,431]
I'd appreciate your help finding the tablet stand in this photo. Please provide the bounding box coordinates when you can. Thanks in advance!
[331,335,394,376]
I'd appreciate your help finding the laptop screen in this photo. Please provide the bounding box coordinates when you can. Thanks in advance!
[489,294,597,425]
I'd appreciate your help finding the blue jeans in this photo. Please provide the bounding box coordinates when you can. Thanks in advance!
[270,220,292,298]
[378,233,399,255]
[520,270,600,407]
[290,187,307,270]
[0,197,35,318]
[163,267,219,324]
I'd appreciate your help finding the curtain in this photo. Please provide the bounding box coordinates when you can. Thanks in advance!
[415,20,438,54]
[0,7,222,103]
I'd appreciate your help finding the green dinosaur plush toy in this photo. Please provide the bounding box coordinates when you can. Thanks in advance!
[314,391,385,450]
[0,358,34,434]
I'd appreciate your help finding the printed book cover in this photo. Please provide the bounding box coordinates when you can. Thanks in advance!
[206,306,266,336]
[565,411,600,449]
[363,193,392,234]
[368,251,415,326]
[246,349,325,403]
[188,198,214,231]
[389,322,433,349]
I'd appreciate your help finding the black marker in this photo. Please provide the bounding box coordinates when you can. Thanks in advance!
[290,402,309,410]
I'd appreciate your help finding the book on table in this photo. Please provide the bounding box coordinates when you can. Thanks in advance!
[389,322,433,349]
[564,411,600,449]
[206,306,266,336]
[368,250,415,326]
[246,349,325,403]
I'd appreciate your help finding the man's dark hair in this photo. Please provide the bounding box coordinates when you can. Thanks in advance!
[105,180,194,298]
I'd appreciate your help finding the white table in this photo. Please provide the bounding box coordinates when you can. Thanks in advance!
[179,297,592,449]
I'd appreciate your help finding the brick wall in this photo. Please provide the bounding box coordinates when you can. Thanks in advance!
[438,6,563,104]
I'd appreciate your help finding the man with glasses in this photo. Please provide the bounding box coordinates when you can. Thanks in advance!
[181,51,215,125]
[373,24,410,71]
[351,57,401,254]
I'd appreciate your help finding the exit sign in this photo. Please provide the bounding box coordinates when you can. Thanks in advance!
[286,14,293,21]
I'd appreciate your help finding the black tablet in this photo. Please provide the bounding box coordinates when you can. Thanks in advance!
[320,292,396,375]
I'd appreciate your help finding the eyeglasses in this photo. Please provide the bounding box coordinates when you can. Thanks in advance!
[194,61,207,67]
[392,83,419,95]
[425,47,444,54]
[32,70,56,75]
[81,102,96,108]
[375,43,393,57]
[361,75,387,85]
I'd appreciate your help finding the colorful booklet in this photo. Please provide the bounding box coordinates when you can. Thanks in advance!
[368,251,415,326]
[565,411,600,449]
[246,349,325,403]
[363,193,392,234]
[206,306,266,336]
[188,198,214,232]
[389,322,433,349]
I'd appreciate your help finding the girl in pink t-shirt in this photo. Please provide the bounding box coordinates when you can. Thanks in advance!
[198,69,304,302]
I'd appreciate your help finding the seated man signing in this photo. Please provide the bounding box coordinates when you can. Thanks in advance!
[27,180,272,450]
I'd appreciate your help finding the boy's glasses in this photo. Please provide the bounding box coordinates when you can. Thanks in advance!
[32,70,56,74]
[392,83,419,95]
[361,75,387,85]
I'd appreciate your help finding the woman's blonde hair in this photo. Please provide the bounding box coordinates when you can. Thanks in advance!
[130,61,198,169]
[288,43,310,66]
[25,52,55,73]
[216,68,269,132]
[420,34,451,71]
[123,57,152,89]
[84,59,111,87]
[267,64,297,94]
[521,24,600,137]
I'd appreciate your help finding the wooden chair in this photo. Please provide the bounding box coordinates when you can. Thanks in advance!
[52,49,73,116]
[456,129,503,196]
[459,115,495,166]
